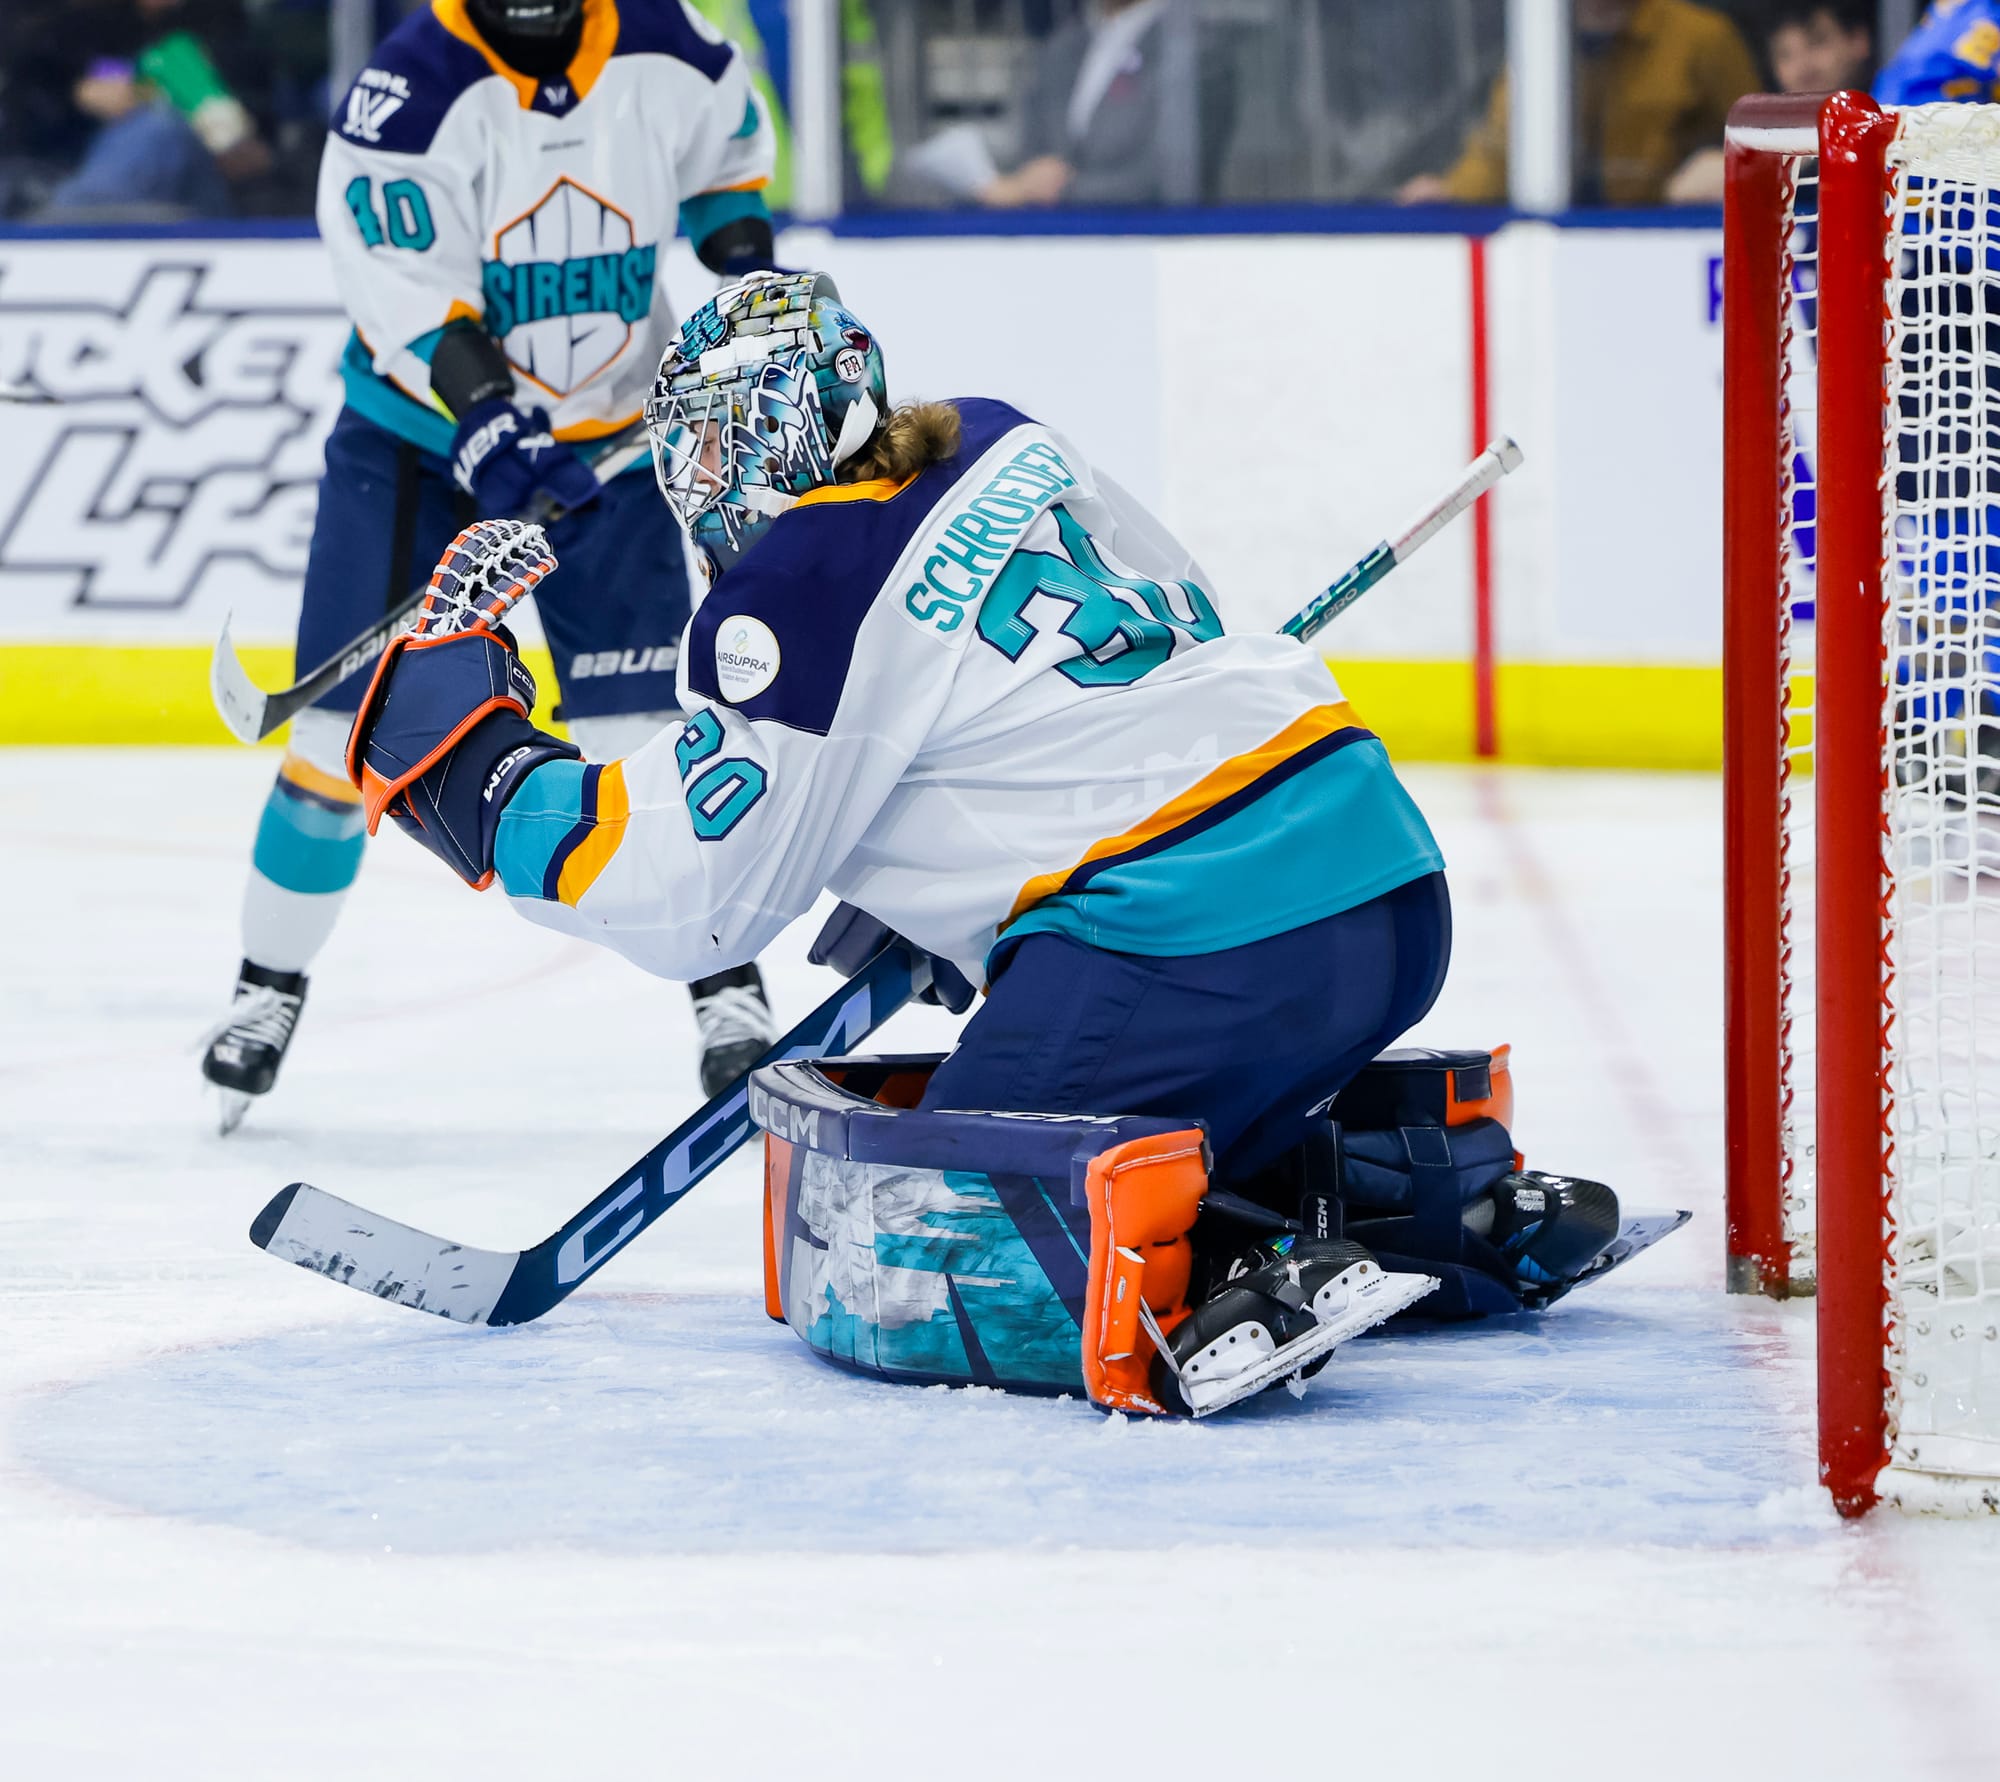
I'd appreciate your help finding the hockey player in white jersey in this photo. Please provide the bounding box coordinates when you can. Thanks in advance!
[337,270,1563,1409]
[201,0,783,1130]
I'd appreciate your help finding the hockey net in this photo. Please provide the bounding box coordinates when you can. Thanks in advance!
[1725,92,2000,1517]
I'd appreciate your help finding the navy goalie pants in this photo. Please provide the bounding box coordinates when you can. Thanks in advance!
[920,871,1452,1185]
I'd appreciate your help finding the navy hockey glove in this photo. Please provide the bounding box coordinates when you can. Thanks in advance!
[809,901,977,1014]
[448,395,601,519]
[347,520,580,888]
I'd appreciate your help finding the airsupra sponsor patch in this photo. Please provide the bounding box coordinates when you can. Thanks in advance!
[902,437,1078,635]
[715,615,781,701]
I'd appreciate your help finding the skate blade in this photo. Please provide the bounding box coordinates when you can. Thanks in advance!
[216,1089,252,1136]
[1186,1268,1438,1419]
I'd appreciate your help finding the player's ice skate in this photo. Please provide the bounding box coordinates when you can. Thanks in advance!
[689,963,777,1097]
[198,961,308,1136]
[1148,1238,1438,1418]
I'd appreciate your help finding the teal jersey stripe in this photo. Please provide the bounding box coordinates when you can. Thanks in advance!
[340,330,656,472]
[997,737,1443,966]
[253,780,366,896]
[679,185,769,247]
[340,331,456,456]
[495,759,591,902]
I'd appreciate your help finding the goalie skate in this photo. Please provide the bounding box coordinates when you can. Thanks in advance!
[1150,1238,1437,1418]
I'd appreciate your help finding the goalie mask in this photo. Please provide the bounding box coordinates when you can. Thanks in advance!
[645,271,888,574]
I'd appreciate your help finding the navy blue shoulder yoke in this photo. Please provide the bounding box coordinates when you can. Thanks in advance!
[328,10,495,155]
[686,399,1035,735]
[611,0,736,79]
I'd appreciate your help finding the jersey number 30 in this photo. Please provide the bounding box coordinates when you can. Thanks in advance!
[977,508,1221,686]
[676,709,766,840]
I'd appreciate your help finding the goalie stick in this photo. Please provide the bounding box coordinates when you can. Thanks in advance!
[208,428,653,745]
[252,943,921,1325]
[1284,436,1522,645]
[247,436,1524,1325]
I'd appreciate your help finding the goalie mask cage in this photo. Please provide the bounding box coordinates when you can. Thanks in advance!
[1725,90,2000,1517]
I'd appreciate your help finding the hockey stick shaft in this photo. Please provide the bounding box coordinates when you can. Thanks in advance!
[249,435,1524,1325]
[209,429,653,745]
[1279,436,1523,645]
[250,943,922,1325]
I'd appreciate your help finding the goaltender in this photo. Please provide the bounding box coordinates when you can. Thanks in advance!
[337,272,1633,1411]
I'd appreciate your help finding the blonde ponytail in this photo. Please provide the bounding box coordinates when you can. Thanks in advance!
[839,400,962,485]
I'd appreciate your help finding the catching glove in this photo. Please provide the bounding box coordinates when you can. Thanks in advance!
[346,519,580,887]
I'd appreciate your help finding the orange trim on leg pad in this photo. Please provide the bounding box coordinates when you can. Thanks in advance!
[1080,1128,1211,1415]
[1448,1043,1514,1130]
[763,1135,793,1323]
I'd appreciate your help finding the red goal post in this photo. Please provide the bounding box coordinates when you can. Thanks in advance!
[1724,90,2000,1517]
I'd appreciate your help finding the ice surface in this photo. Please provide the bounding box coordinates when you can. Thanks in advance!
[4,751,1999,1780]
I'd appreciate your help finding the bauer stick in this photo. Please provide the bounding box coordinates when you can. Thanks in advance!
[247,436,1524,1326]
[207,425,654,745]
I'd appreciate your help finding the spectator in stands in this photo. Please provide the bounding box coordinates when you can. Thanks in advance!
[1766,0,1876,93]
[688,0,895,209]
[1876,0,2000,104]
[974,0,1235,208]
[1663,2,1875,201]
[1397,0,1758,207]
[23,0,271,219]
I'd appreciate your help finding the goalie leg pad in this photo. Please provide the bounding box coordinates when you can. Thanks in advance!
[753,1055,1210,1407]
[1078,1128,1209,1415]
[1326,1046,1634,1315]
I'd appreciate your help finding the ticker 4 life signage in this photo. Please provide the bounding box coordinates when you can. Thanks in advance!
[0,243,348,636]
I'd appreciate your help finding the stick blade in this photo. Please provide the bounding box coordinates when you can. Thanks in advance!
[249,1182,518,1325]
[209,613,273,744]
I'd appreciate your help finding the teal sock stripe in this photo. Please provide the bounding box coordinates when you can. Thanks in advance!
[253,777,366,895]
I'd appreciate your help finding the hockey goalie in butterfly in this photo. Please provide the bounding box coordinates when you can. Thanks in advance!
[346,271,1685,1416]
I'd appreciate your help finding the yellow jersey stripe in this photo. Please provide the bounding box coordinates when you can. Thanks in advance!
[556,759,630,907]
[1002,701,1363,928]
[793,474,917,509]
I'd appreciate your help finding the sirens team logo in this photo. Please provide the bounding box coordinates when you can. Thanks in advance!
[481,179,657,398]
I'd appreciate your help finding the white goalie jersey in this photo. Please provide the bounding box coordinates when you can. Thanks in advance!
[490,400,1444,986]
[320,0,773,450]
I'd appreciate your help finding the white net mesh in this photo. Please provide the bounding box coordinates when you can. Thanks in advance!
[1879,108,2000,1494]
[1777,152,1821,1292]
